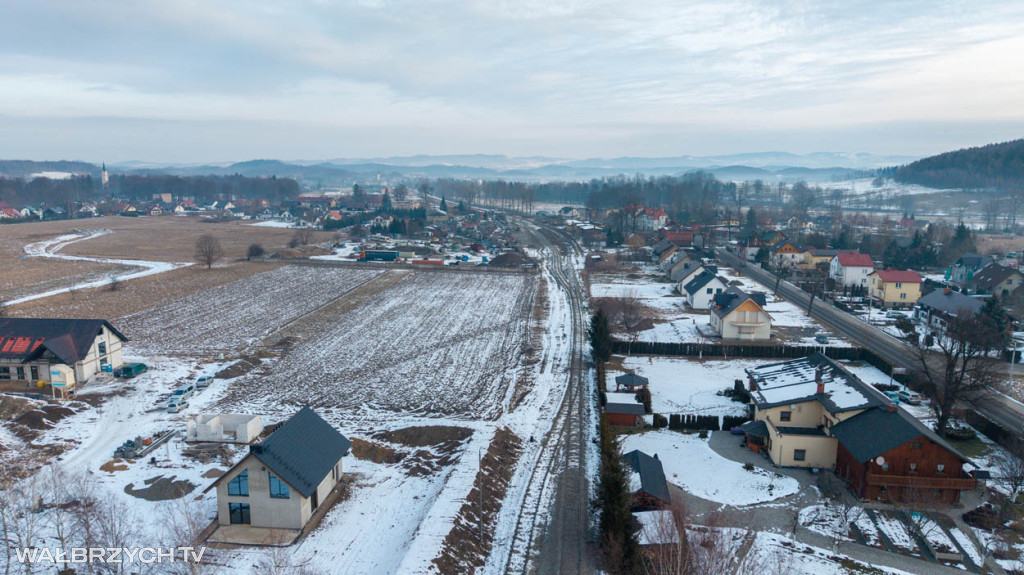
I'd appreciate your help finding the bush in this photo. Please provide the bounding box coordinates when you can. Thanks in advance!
[698,429,708,439]
[873,383,900,392]
[945,426,978,441]
[653,414,668,429]
[743,462,755,471]
[247,243,266,260]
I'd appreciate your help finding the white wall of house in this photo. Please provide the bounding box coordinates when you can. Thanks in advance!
[829,258,873,287]
[712,308,772,340]
[216,454,344,530]
[74,325,124,383]
[687,279,727,309]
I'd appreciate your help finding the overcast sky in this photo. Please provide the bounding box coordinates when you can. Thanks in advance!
[1,0,1023,163]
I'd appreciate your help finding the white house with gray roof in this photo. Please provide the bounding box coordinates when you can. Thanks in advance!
[206,407,351,533]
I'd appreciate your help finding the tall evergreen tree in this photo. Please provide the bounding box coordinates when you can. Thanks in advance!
[439,196,449,212]
[381,191,393,213]
[590,310,613,363]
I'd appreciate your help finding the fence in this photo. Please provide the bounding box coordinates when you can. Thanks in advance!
[656,413,750,432]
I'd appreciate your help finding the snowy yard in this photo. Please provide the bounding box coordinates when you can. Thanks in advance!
[621,430,800,506]
[611,356,769,416]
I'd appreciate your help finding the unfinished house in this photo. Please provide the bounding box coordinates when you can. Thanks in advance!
[187,413,263,444]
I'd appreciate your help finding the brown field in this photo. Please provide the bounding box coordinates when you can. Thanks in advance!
[975,233,1024,256]
[0,216,335,314]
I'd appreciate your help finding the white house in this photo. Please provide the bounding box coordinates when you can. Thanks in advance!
[675,264,717,295]
[0,318,126,397]
[709,288,773,340]
[667,255,702,282]
[634,208,668,231]
[683,270,728,309]
[206,407,350,533]
[829,253,874,288]
[187,414,263,444]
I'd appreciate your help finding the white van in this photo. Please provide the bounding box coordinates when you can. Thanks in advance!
[167,398,189,413]
[170,382,196,403]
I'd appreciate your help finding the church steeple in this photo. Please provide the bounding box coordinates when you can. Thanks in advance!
[101,162,109,187]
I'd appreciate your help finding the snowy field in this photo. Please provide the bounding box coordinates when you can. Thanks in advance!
[1,255,573,575]
[611,356,769,416]
[741,530,914,575]
[119,265,386,356]
[622,430,800,506]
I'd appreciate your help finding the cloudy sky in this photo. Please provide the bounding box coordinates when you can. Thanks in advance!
[1,0,1023,163]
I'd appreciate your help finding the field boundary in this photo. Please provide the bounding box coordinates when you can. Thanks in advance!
[275,257,539,275]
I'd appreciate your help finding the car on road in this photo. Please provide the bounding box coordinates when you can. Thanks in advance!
[167,398,189,413]
[170,382,196,403]
[897,390,924,405]
[196,375,214,388]
[114,363,148,378]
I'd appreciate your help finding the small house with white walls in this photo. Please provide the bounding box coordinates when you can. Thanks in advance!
[683,270,728,309]
[187,414,263,444]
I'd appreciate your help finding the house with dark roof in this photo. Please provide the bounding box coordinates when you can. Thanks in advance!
[207,407,351,532]
[829,253,874,288]
[868,270,923,307]
[0,318,126,396]
[674,263,717,295]
[605,392,645,428]
[972,264,1024,298]
[623,450,671,509]
[951,253,990,288]
[742,354,975,502]
[683,270,728,310]
[917,288,984,332]
[709,288,773,340]
[666,254,701,282]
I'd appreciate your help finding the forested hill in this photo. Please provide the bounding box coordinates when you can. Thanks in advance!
[887,139,1024,190]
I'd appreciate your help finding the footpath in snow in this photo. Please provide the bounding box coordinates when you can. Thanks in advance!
[4,229,192,306]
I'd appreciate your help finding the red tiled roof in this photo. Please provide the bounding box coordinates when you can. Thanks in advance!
[872,270,922,283]
[836,253,874,267]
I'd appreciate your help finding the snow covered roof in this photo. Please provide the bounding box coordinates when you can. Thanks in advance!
[745,353,884,413]
[633,511,680,546]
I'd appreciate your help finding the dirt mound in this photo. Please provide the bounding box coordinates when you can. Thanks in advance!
[488,251,534,268]
[216,357,261,379]
[351,438,405,464]
[100,459,129,473]
[0,394,45,421]
[373,426,472,448]
[276,245,331,259]
[202,468,224,479]
[124,475,196,501]
[14,404,76,430]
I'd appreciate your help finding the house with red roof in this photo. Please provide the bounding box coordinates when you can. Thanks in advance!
[869,270,923,307]
[829,253,875,288]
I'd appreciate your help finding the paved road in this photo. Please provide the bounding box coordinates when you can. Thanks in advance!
[717,250,1024,434]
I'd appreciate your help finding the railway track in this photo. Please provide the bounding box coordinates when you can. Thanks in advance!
[503,222,592,574]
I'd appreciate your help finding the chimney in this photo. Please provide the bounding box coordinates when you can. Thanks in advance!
[815,367,825,395]
[944,287,952,294]
[887,404,897,412]
[748,376,756,392]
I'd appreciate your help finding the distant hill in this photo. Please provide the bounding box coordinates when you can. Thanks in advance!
[889,139,1024,190]
[0,160,99,178]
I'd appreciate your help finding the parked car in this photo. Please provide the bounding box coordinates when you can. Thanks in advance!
[167,398,189,413]
[814,333,829,344]
[884,391,901,404]
[171,382,196,402]
[114,363,148,378]
[196,376,214,388]
[886,311,906,319]
[897,390,924,405]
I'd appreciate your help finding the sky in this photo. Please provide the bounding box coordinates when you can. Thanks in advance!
[1,0,1023,163]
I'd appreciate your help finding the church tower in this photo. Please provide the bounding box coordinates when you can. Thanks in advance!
[101,162,109,187]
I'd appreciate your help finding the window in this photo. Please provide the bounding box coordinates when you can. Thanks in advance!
[895,282,902,288]
[900,293,907,299]
[909,463,918,472]
[780,411,791,422]
[98,342,107,355]
[937,464,945,473]
[268,473,290,499]
[227,470,248,496]
[30,366,38,380]
[910,441,922,450]
[15,367,24,380]
[706,288,713,294]
[228,503,250,525]
[794,449,806,462]
[0,367,8,380]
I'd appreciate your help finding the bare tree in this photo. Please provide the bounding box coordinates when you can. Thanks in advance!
[288,228,314,248]
[812,472,864,553]
[254,546,322,575]
[618,289,649,352]
[107,273,122,292]
[162,498,219,575]
[915,313,1004,436]
[392,184,409,204]
[3,475,44,575]
[194,234,224,270]
[994,447,1024,503]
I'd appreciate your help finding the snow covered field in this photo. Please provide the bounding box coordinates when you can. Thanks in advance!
[612,356,769,415]
[622,430,800,506]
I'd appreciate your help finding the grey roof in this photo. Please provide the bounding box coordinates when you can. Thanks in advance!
[918,289,983,317]
[0,318,127,365]
[683,270,725,296]
[712,287,769,319]
[606,402,645,415]
[623,450,671,503]
[615,373,650,387]
[955,253,987,270]
[249,407,351,498]
[830,405,970,465]
[740,419,769,437]
[745,353,887,414]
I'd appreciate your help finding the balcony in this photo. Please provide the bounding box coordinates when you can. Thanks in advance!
[865,472,976,491]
